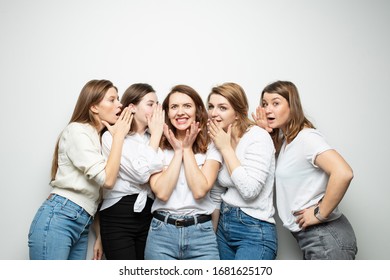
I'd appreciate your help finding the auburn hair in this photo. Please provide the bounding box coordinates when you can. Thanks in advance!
[161,85,209,154]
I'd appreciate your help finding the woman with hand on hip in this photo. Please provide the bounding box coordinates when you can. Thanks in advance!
[144,85,222,260]
[28,79,132,260]
[254,80,357,259]
[99,83,164,260]
[207,82,277,260]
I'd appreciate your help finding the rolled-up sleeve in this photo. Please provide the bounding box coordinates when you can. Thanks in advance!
[101,132,163,185]
[121,145,164,184]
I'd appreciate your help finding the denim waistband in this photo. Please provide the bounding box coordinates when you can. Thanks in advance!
[47,193,91,218]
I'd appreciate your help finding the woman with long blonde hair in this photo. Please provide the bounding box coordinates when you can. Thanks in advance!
[207,82,277,260]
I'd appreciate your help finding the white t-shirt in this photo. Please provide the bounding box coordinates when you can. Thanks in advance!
[276,128,341,232]
[151,142,222,215]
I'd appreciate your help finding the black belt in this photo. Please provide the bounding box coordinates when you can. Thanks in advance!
[153,212,211,227]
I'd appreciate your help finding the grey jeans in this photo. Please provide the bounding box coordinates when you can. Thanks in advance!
[292,214,358,260]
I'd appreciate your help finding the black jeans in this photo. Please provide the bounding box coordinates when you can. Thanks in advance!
[100,194,153,260]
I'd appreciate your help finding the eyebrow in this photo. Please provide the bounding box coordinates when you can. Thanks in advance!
[264,97,281,102]
[209,102,229,106]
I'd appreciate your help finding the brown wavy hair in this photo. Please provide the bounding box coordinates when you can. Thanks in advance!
[50,79,117,181]
[161,85,209,154]
[261,80,314,154]
[207,82,254,138]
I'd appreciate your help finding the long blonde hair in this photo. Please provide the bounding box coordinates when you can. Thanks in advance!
[50,79,117,181]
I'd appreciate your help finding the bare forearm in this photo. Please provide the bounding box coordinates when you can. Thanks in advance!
[149,133,162,151]
[320,172,353,218]
[211,209,220,232]
[151,151,182,201]
[183,149,209,199]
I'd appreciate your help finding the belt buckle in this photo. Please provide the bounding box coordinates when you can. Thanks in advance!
[174,219,185,228]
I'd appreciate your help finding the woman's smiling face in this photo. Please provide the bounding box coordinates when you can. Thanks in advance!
[167,92,196,132]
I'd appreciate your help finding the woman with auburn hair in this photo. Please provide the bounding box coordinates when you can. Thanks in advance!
[254,80,357,259]
[28,79,132,260]
[144,85,222,260]
[99,83,164,260]
[207,82,277,260]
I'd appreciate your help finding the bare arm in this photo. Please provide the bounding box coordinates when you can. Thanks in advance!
[182,122,220,199]
[149,150,182,202]
[184,154,221,200]
[147,104,165,150]
[295,149,354,229]
[149,125,183,202]
[211,209,220,232]
[92,213,103,260]
[314,149,354,217]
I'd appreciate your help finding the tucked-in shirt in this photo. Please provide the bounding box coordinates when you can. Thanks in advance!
[276,128,341,232]
[100,130,164,212]
[51,122,106,216]
[217,126,276,224]
[151,142,222,215]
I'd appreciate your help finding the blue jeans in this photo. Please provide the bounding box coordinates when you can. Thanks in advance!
[292,214,358,260]
[217,202,277,260]
[28,194,93,260]
[144,213,219,260]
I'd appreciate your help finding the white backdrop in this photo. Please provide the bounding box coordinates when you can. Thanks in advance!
[0,0,389,260]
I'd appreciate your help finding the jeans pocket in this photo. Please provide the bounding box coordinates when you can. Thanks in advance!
[324,217,357,251]
[150,217,163,231]
[197,221,213,232]
[238,210,261,227]
[54,203,79,221]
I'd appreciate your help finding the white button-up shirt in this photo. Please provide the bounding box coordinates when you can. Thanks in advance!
[100,130,164,212]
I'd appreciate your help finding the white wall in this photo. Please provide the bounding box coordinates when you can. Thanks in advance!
[0,0,389,260]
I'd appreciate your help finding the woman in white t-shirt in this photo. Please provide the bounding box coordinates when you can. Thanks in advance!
[99,83,164,259]
[254,80,357,259]
[144,85,222,260]
[207,82,277,260]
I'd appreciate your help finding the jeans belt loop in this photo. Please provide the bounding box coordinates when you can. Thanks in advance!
[164,214,169,224]
[193,215,198,225]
